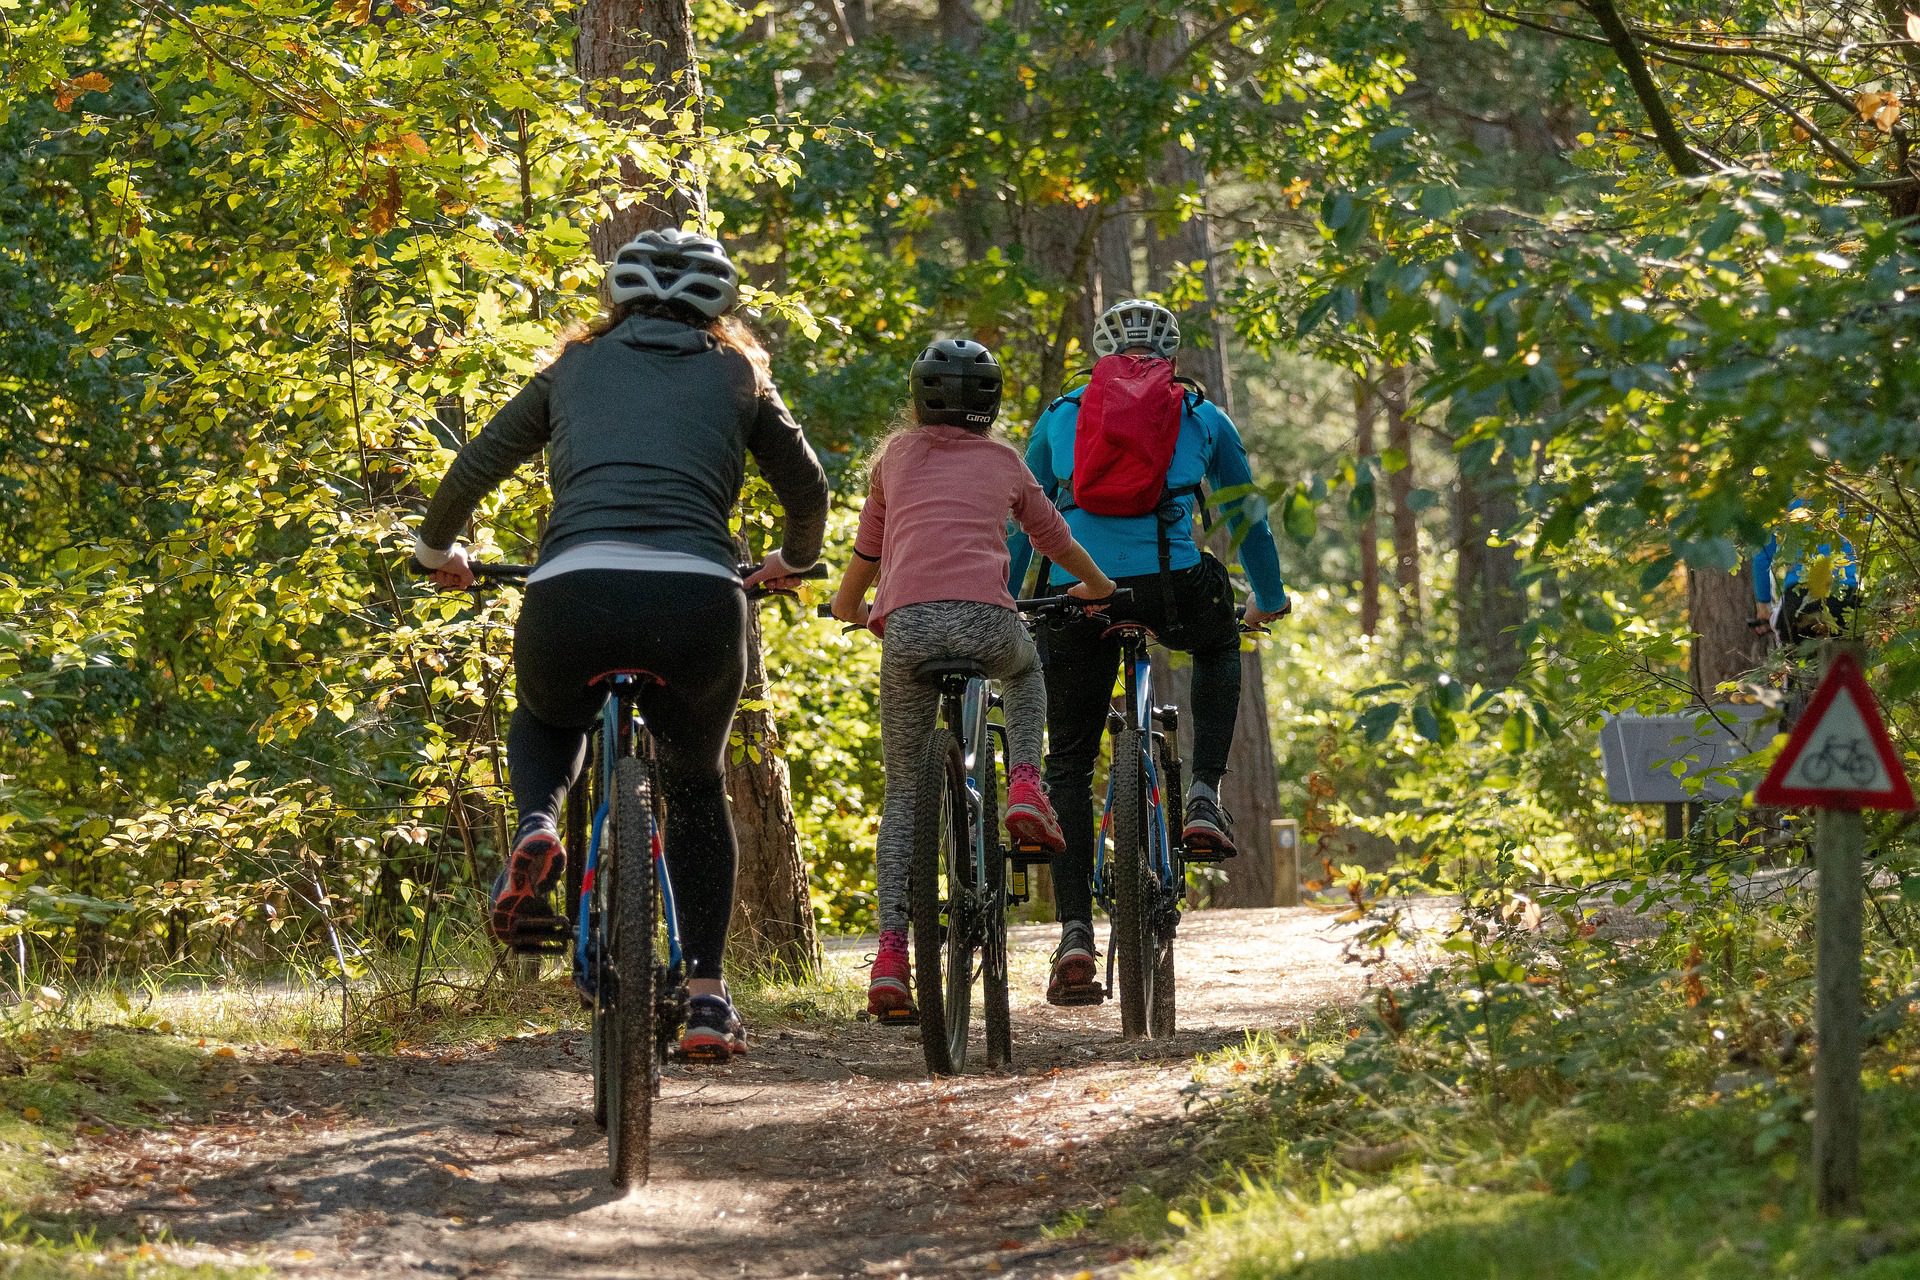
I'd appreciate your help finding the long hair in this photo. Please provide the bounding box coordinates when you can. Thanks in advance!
[562,298,773,396]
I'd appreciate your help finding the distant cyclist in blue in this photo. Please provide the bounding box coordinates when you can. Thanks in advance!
[1752,499,1863,647]
[1007,298,1289,1005]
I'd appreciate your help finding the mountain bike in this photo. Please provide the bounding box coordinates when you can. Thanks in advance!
[821,590,1125,1076]
[1091,614,1268,1040]
[417,557,822,1187]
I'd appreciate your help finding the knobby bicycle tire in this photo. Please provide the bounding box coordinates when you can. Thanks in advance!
[1110,730,1153,1039]
[583,743,609,1131]
[1149,733,1181,1039]
[608,755,656,1187]
[911,728,971,1075]
[980,729,1012,1069]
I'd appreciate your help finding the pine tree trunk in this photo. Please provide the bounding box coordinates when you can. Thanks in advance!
[1454,452,1526,687]
[576,0,817,971]
[1689,564,1766,698]
[576,0,704,257]
[1144,34,1281,909]
[1383,366,1421,630]
[725,605,820,970]
[1355,376,1381,638]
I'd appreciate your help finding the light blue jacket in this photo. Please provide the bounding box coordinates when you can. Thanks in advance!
[1005,390,1289,613]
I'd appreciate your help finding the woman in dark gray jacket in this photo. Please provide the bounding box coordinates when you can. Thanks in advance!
[415,229,829,1061]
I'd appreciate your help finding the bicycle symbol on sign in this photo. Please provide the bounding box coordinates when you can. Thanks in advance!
[1801,736,1878,787]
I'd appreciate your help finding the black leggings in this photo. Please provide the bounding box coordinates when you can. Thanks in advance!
[510,570,747,981]
[1037,553,1242,926]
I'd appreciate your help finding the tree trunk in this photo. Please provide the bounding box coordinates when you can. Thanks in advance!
[725,605,821,969]
[576,0,705,258]
[576,0,817,971]
[1383,365,1421,630]
[1689,564,1765,698]
[1094,197,1134,314]
[1144,22,1280,908]
[1355,376,1380,638]
[1453,449,1526,687]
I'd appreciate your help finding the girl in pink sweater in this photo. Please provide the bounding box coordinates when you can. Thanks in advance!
[830,339,1114,1020]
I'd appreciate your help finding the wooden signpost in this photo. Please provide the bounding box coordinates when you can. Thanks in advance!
[1753,642,1915,1216]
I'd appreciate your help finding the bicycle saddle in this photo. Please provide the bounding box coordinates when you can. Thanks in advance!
[914,656,990,681]
[588,667,665,688]
[1102,621,1158,642]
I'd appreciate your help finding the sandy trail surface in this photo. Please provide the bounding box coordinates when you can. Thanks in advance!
[77,907,1404,1279]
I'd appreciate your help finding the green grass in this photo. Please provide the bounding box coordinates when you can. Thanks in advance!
[0,1021,268,1278]
[1094,905,1920,1280]
[1130,1081,1920,1279]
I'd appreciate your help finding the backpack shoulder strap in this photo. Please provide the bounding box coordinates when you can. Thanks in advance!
[1044,386,1087,415]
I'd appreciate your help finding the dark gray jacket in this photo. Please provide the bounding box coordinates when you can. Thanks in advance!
[419,315,829,572]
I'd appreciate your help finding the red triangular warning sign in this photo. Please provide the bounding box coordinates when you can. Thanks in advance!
[1755,653,1914,810]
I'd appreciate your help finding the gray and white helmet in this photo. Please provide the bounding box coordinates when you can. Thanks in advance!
[1092,298,1181,358]
[606,228,741,319]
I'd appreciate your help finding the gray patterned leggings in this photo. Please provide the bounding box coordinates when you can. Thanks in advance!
[876,601,1045,936]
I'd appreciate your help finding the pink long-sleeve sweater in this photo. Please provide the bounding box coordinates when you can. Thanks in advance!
[853,426,1075,630]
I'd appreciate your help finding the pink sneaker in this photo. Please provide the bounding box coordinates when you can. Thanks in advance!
[1005,764,1065,852]
[868,929,917,1023]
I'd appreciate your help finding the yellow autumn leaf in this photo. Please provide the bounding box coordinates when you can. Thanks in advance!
[1803,555,1836,600]
[398,132,429,157]
[343,1051,363,1067]
[20,1107,43,1122]
[291,1249,317,1262]
[1875,99,1903,132]
[213,1045,237,1059]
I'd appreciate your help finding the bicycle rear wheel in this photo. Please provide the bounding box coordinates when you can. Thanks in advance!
[606,755,657,1187]
[1110,730,1153,1039]
[911,728,973,1075]
[980,729,1011,1069]
[1149,734,1181,1039]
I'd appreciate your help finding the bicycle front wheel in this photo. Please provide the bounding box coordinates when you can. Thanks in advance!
[607,755,657,1187]
[1110,730,1153,1040]
[912,728,973,1075]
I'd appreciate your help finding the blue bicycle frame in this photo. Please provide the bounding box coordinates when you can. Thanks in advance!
[574,675,682,997]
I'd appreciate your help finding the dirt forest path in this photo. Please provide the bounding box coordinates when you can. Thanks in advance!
[81,907,1410,1280]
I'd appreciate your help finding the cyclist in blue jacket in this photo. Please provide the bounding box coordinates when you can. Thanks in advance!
[1752,500,1863,647]
[1007,298,1289,1004]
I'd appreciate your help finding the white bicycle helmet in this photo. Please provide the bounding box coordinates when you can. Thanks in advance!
[1092,298,1181,358]
[606,228,741,319]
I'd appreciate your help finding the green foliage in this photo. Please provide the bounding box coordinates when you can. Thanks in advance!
[1120,886,1920,1277]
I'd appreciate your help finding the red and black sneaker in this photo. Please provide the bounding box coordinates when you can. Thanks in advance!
[1182,794,1237,859]
[678,995,748,1063]
[488,827,566,944]
[1004,764,1066,853]
[1046,922,1103,1007]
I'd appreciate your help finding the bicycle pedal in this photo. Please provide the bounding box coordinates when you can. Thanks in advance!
[876,1007,920,1027]
[1180,841,1237,864]
[501,916,570,954]
[1049,983,1106,1007]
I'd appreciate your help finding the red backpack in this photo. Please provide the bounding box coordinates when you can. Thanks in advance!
[1070,354,1189,516]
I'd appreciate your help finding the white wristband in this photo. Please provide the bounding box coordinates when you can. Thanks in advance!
[413,536,455,570]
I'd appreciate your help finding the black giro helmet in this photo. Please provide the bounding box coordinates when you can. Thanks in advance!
[911,338,1002,428]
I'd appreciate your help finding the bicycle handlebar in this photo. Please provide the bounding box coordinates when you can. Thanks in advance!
[1015,588,1134,613]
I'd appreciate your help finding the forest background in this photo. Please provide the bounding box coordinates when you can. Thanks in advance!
[6,0,1920,1262]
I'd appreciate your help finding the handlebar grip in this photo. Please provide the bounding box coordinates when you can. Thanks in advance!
[408,558,532,581]
[816,602,835,618]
